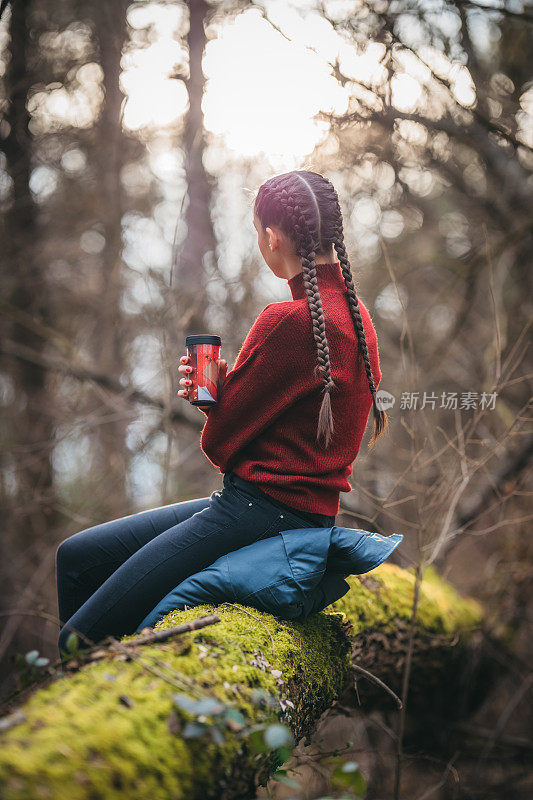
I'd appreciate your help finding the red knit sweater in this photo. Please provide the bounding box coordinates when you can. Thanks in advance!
[199,261,382,515]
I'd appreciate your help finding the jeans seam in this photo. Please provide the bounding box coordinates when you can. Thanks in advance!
[82,529,231,636]
[71,558,127,581]
[210,494,257,528]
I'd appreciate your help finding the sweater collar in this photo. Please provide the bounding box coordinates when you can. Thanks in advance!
[287,261,345,301]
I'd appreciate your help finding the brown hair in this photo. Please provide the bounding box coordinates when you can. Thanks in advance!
[254,170,388,449]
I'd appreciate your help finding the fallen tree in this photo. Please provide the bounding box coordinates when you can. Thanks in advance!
[0,563,486,799]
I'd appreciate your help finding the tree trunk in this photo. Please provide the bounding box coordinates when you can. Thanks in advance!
[178,0,215,338]
[89,1,130,516]
[0,0,60,672]
[1,0,57,540]
[0,564,490,799]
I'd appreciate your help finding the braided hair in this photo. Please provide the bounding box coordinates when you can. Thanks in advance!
[254,170,388,449]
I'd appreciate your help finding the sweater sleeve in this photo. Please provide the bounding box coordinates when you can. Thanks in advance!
[199,304,312,473]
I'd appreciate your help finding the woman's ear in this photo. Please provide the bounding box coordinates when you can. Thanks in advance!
[266,226,276,251]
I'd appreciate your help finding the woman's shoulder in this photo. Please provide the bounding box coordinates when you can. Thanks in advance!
[253,300,302,330]
[257,297,380,338]
[262,299,300,316]
[253,296,381,342]
[242,301,301,352]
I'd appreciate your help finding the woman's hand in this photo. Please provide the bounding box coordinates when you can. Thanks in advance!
[178,355,228,409]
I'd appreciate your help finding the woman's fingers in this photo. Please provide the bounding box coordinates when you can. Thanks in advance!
[178,355,191,375]
[178,354,224,402]
[178,353,192,399]
[178,356,192,400]
[178,375,193,399]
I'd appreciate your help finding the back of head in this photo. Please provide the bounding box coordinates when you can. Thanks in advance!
[254,170,388,450]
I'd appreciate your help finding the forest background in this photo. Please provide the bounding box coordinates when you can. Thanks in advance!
[0,1,531,798]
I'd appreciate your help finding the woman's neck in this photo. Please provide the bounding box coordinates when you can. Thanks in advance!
[287,261,344,301]
[278,253,337,282]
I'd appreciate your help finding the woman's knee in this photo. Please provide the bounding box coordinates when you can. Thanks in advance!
[56,538,73,576]
[55,528,96,574]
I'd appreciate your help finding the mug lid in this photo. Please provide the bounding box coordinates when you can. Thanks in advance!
[186,334,221,346]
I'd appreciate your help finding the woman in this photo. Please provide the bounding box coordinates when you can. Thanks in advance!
[55,169,388,658]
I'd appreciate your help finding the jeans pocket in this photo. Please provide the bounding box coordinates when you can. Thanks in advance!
[226,479,317,528]
[207,487,259,530]
[224,476,258,504]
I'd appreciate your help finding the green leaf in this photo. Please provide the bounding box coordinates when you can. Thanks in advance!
[331,761,367,795]
[264,724,294,749]
[210,726,225,745]
[172,693,198,713]
[341,760,359,772]
[247,728,270,754]
[223,708,246,730]
[193,698,226,716]
[65,633,79,653]
[25,650,40,665]
[272,770,300,789]
[173,693,226,717]
[183,721,208,739]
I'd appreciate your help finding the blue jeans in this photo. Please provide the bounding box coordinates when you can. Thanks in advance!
[55,471,335,657]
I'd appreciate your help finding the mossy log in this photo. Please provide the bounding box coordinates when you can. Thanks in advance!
[0,564,484,800]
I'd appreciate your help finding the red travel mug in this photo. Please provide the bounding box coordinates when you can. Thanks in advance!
[185,334,221,406]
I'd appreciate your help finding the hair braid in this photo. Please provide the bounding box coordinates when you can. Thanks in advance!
[277,186,337,448]
[330,194,388,448]
[254,169,389,451]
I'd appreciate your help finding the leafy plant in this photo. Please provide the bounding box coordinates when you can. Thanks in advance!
[12,649,51,688]
[330,758,367,797]
[58,632,81,662]
[172,692,247,745]
[171,689,296,771]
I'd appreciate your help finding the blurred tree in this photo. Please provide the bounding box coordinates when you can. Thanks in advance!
[1,0,54,545]
[175,0,214,337]
[87,0,131,513]
[0,0,59,609]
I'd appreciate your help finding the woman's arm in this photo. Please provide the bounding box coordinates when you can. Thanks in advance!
[199,304,315,473]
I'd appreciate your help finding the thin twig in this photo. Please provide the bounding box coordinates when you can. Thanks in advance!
[351,664,403,709]
[484,222,502,385]
[58,615,224,700]
[123,613,221,647]
[414,751,460,800]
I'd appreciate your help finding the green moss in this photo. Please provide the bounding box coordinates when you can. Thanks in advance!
[0,604,350,800]
[0,566,483,799]
[335,563,483,637]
